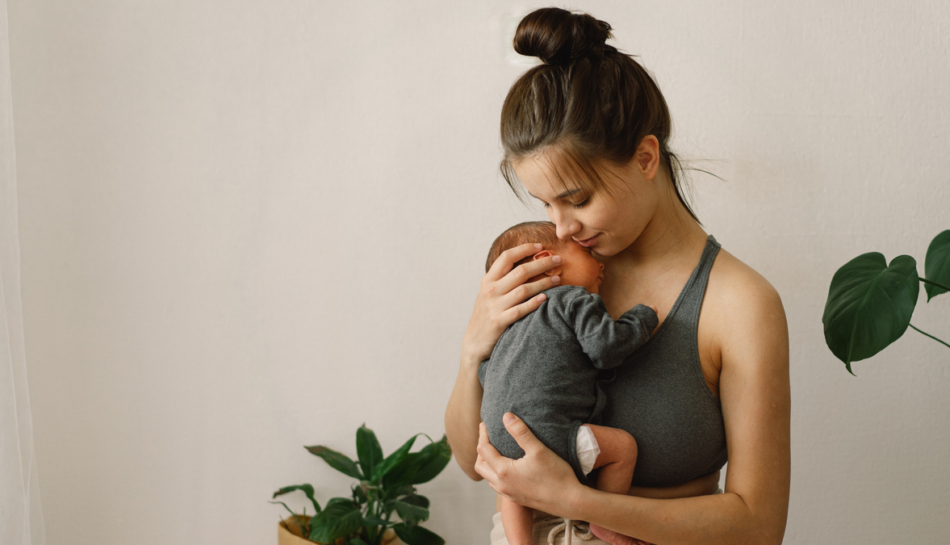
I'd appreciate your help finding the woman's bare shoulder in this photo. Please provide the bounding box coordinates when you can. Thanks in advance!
[708,248,781,301]
[704,247,788,359]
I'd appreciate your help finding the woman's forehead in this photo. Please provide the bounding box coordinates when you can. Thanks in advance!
[513,153,589,198]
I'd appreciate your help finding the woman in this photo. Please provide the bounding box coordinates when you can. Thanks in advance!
[445,8,790,545]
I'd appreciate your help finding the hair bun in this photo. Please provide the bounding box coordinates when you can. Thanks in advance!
[513,8,614,66]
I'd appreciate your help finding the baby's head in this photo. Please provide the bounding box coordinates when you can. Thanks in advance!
[486,221,605,294]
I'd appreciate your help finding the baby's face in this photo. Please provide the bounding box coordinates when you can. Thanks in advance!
[556,240,605,294]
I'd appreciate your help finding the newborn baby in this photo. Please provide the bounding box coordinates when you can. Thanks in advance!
[479,221,659,545]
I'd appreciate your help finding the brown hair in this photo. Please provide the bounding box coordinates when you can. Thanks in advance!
[485,221,560,273]
[500,7,698,222]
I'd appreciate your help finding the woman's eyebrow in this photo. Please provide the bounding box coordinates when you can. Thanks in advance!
[527,188,582,200]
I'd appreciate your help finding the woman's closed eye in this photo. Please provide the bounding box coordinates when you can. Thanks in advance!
[540,198,589,210]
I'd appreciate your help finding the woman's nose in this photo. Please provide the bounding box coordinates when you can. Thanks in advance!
[555,220,580,240]
[552,211,580,240]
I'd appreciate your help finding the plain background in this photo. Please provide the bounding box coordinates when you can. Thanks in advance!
[8,1,950,543]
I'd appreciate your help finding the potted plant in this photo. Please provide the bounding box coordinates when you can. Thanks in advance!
[271,424,452,545]
[823,229,949,374]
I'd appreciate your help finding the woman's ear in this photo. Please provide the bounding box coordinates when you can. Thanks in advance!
[635,135,661,180]
[531,250,562,277]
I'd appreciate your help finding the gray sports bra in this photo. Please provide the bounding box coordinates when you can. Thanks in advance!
[600,234,728,488]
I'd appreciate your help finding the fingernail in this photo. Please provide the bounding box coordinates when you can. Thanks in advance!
[538,293,546,302]
[534,243,542,249]
[551,275,560,284]
[552,256,562,264]
[503,413,515,425]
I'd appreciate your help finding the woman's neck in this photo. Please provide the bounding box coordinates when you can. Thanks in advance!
[608,183,708,274]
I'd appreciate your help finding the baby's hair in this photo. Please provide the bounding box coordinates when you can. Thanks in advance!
[485,221,560,273]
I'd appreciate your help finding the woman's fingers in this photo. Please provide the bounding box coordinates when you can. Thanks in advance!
[495,254,562,296]
[485,242,543,282]
[474,423,501,487]
[502,412,543,453]
[494,278,555,323]
[500,274,559,309]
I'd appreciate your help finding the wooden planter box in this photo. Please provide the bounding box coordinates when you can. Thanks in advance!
[278,516,402,545]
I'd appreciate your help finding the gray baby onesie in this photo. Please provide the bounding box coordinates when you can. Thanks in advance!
[478,285,658,483]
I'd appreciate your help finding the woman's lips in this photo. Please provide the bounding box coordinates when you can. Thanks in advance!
[574,234,599,247]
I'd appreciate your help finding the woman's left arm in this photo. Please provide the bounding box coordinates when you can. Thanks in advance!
[476,278,790,545]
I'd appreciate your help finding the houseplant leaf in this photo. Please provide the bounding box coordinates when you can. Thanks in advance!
[924,230,950,301]
[305,445,363,480]
[310,498,363,543]
[272,483,321,514]
[382,436,451,490]
[362,515,392,527]
[269,500,309,535]
[356,424,385,478]
[372,434,421,483]
[393,523,445,545]
[399,494,429,508]
[406,436,451,485]
[822,252,919,373]
[393,500,429,525]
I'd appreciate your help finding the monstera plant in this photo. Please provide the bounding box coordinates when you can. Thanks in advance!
[823,229,950,374]
[271,424,452,545]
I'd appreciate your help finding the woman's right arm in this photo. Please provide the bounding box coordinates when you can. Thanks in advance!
[444,242,562,480]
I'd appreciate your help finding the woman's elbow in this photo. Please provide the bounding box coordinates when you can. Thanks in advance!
[450,451,483,482]
[462,465,484,482]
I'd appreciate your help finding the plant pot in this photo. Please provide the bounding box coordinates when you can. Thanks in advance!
[278,516,403,545]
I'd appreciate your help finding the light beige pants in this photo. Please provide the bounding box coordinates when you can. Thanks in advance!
[490,510,609,545]
[489,488,724,545]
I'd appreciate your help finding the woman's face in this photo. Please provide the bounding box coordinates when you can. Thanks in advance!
[512,151,658,258]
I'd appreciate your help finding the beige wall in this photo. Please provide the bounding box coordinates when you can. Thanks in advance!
[9,1,950,543]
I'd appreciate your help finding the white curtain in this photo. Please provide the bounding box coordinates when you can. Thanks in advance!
[0,0,46,543]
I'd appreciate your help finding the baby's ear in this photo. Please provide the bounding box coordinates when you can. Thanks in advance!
[531,250,562,277]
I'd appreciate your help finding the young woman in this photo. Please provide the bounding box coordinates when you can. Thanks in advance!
[444,8,790,545]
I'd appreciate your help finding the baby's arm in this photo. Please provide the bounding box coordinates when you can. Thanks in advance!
[568,293,658,369]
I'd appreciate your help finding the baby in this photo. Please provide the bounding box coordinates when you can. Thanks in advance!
[479,221,659,545]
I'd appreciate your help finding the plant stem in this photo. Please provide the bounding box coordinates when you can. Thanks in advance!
[909,323,950,349]
[919,277,950,292]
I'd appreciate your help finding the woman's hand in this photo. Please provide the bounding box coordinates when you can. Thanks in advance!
[461,243,562,366]
[474,413,581,516]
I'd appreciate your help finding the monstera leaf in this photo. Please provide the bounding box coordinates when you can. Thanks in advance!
[822,252,919,374]
[924,230,950,301]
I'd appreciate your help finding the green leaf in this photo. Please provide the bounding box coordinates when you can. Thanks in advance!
[372,434,421,483]
[399,494,429,509]
[924,230,950,301]
[406,436,451,485]
[268,500,309,533]
[352,483,367,504]
[305,445,363,480]
[349,539,369,545]
[272,484,321,514]
[362,515,392,527]
[383,436,452,490]
[309,499,363,543]
[393,523,445,545]
[325,497,356,509]
[822,252,919,373]
[394,501,429,525]
[356,424,385,479]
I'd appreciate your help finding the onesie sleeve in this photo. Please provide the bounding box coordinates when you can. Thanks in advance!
[567,292,659,370]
